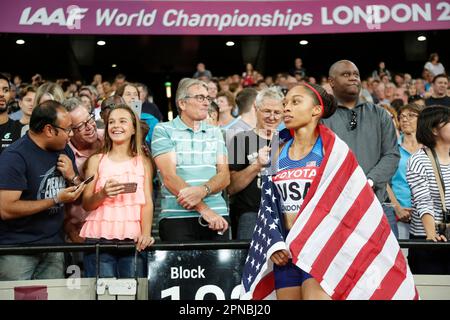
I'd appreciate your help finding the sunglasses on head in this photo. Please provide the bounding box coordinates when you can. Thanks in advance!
[349,111,357,131]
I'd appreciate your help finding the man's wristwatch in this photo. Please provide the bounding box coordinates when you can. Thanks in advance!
[203,184,211,197]
[70,175,81,185]
[53,194,60,205]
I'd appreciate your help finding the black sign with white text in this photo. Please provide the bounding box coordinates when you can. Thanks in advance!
[148,249,248,300]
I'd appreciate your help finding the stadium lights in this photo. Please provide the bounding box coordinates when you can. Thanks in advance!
[97,40,106,46]
[299,40,309,45]
[226,41,235,47]
[165,82,174,121]
[417,36,426,42]
[165,82,172,98]
[16,39,25,45]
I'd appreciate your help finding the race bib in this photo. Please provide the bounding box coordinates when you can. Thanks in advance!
[273,166,318,215]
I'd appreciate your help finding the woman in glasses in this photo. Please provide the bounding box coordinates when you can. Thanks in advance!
[241,83,417,300]
[387,104,423,240]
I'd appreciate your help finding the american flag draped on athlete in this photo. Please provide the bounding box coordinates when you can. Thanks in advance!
[240,125,418,300]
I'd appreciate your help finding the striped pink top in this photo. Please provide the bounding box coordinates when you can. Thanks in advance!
[80,154,146,240]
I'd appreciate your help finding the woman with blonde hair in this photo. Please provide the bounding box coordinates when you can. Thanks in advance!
[35,82,65,105]
[20,82,65,136]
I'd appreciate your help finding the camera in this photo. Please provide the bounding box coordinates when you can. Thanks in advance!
[436,222,450,239]
[436,211,450,239]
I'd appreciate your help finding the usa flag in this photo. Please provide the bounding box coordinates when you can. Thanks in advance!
[240,125,418,300]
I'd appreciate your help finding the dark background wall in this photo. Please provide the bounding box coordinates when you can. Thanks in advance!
[0,29,448,118]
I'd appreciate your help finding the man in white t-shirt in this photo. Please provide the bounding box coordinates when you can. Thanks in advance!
[424,53,446,77]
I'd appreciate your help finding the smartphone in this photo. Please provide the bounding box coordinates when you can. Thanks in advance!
[130,100,142,118]
[119,182,138,194]
[76,175,95,190]
[82,175,95,185]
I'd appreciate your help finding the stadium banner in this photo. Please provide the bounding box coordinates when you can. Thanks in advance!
[0,0,449,35]
[147,249,247,300]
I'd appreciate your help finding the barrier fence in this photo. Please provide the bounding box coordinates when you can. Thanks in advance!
[1,240,449,254]
[0,240,449,300]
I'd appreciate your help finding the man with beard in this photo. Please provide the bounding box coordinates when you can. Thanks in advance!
[0,100,85,280]
[322,60,400,237]
[0,74,22,154]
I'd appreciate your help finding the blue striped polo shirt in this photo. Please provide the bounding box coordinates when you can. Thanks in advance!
[151,116,228,219]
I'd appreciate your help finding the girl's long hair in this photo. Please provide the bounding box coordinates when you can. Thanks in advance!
[101,104,143,157]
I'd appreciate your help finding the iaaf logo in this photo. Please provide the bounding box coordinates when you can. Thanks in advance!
[19,6,88,29]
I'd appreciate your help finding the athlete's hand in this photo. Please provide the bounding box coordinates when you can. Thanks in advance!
[270,249,289,266]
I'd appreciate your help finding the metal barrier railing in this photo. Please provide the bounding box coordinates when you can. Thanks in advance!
[0,240,449,255]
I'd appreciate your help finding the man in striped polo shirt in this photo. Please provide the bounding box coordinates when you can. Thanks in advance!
[152,78,230,241]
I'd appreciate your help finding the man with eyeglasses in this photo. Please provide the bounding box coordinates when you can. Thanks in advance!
[322,60,400,237]
[227,87,284,240]
[152,78,230,241]
[0,100,85,280]
[63,97,104,244]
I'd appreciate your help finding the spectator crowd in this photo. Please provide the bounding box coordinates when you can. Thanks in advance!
[0,51,449,282]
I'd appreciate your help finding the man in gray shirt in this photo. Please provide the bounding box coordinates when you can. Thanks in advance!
[322,60,400,237]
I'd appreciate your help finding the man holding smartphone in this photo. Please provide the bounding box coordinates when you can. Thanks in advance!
[0,100,85,281]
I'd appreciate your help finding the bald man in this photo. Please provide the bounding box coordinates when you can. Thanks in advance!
[322,60,400,237]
